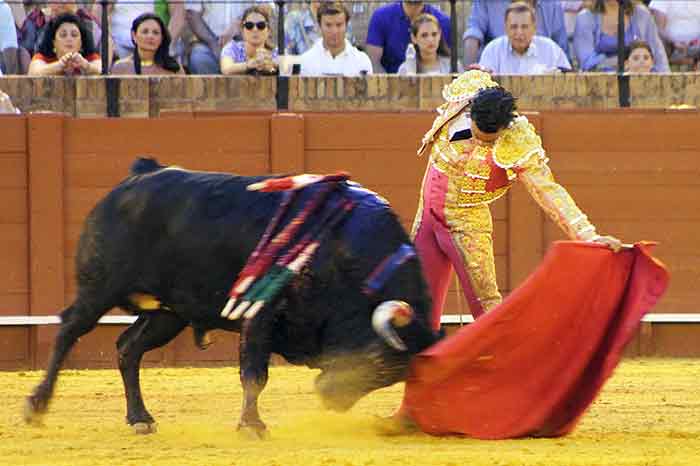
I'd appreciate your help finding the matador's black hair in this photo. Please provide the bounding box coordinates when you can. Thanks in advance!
[470,87,518,134]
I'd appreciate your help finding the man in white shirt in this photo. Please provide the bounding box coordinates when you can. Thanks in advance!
[0,90,20,113]
[0,0,18,74]
[479,1,570,75]
[649,1,700,66]
[300,2,372,77]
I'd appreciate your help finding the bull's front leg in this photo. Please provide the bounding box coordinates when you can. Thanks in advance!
[237,317,273,439]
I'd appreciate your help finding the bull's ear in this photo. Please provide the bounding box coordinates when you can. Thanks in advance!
[130,157,163,175]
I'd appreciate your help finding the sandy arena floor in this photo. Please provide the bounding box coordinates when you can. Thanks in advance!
[1,359,699,466]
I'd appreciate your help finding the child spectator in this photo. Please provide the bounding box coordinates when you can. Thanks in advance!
[624,39,654,73]
[573,0,669,72]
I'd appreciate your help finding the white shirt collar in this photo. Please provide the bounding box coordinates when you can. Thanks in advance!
[320,39,352,59]
[508,38,537,58]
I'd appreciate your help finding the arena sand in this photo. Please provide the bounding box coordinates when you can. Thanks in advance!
[1,359,699,466]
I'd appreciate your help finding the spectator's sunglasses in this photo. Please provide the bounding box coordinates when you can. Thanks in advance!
[243,21,268,31]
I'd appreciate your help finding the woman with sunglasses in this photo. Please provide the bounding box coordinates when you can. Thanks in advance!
[220,6,277,75]
[111,13,182,75]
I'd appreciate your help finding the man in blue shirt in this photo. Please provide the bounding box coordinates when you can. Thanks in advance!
[463,0,568,67]
[366,0,451,73]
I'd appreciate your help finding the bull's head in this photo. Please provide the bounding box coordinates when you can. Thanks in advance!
[314,300,438,412]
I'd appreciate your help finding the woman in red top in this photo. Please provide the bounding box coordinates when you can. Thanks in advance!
[28,13,101,76]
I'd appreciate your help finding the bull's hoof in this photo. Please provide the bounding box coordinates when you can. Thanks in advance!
[237,423,269,440]
[23,396,45,426]
[132,422,157,435]
[372,414,420,436]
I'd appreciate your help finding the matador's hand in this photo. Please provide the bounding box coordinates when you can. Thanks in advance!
[592,234,624,252]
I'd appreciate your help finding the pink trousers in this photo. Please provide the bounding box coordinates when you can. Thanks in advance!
[412,166,501,331]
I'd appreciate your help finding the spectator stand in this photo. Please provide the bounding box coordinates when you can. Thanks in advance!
[0,0,652,111]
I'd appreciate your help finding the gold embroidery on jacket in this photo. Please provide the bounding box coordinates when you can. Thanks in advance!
[493,116,546,169]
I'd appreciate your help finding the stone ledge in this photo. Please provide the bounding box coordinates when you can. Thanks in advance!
[1,74,698,117]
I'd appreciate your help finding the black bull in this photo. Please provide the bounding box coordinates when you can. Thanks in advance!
[24,159,439,436]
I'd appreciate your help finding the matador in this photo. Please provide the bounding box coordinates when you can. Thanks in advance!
[412,70,621,330]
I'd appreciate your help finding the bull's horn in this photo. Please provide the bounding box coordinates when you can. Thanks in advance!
[372,301,413,352]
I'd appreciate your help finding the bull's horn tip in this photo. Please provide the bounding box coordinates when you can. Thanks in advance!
[391,301,414,328]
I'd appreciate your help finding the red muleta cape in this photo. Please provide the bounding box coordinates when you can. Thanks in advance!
[404,241,669,439]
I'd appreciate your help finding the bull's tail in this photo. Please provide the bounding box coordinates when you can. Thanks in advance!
[130,157,164,176]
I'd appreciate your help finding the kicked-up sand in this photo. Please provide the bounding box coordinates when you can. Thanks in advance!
[1,359,699,466]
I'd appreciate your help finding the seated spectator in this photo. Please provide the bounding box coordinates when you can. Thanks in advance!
[397,13,459,75]
[573,0,669,72]
[111,13,182,74]
[463,0,568,67]
[28,13,101,76]
[366,0,451,74]
[624,39,654,73]
[186,0,271,74]
[220,6,277,75]
[479,1,571,74]
[20,0,102,56]
[562,1,585,40]
[0,0,19,74]
[94,0,184,60]
[0,90,20,113]
[7,0,24,29]
[299,2,371,76]
[649,1,700,69]
[285,0,356,55]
